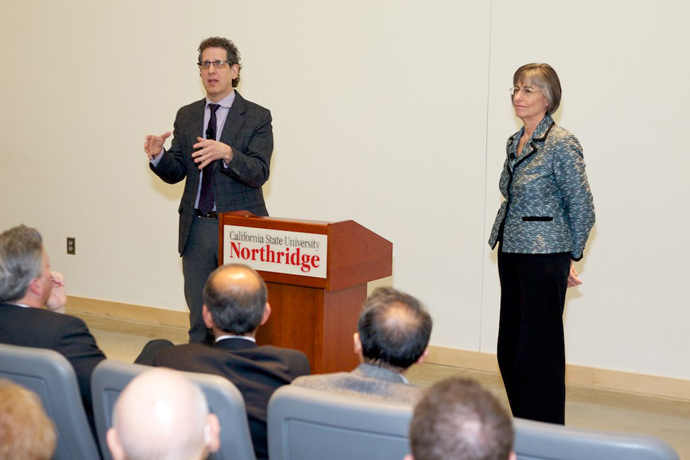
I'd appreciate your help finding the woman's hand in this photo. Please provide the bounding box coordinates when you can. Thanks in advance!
[567,262,582,288]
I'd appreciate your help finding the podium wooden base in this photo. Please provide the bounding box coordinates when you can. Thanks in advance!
[256,283,364,374]
[220,213,391,375]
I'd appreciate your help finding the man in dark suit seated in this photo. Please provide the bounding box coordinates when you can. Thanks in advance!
[0,225,106,434]
[291,287,432,404]
[136,263,310,460]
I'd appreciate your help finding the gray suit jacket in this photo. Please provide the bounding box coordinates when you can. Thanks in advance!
[291,363,424,404]
[151,92,273,254]
[488,114,595,260]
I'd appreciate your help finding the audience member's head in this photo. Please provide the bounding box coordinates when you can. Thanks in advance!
[0,379,56,460]
[355,287,432,372]
[406,377,515,460]
[107,368,220,460]
[202,263,270,337]
[0,225,51,306]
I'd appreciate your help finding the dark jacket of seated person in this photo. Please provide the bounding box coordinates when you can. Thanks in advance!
[0,304,106,432]
[135,264,310,460]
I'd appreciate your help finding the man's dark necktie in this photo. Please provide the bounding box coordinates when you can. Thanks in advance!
[199,103,220,215]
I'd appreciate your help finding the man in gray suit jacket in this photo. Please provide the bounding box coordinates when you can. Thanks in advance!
[292,287,432,404]
[144,37,273,343]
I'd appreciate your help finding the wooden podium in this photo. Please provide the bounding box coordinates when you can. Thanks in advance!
[219,212,392,374]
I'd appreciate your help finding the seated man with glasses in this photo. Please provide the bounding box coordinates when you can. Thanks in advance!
[143,37,274,344]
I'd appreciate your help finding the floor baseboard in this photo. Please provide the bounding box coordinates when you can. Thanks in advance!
[67,296,690,400]
[427,345,690,401]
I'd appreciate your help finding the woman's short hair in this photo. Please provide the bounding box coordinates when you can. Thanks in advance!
[513,63,562,115]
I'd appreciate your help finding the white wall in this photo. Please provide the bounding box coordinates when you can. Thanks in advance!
[1,0,688,380]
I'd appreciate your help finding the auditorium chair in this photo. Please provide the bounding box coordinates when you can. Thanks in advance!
[91,359,256,460]
[267,385,413,460]
[0,343,102,460]
[514,417,680,460]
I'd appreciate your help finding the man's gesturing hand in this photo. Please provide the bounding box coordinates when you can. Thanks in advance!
[144,132,172,160]
[192,137,233,169]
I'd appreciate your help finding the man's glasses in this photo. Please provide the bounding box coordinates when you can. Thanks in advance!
[198,60,232,70]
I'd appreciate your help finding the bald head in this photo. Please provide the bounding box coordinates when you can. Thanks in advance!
[202,264,268,335]
[107,368,219,460]
[357,287,432,370]
[210,264,263,293]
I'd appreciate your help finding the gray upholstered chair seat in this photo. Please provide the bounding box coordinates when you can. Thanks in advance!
[268,384,413,460]
[514,417,680,460]
[0,343,101,460]
[91,359,256,460]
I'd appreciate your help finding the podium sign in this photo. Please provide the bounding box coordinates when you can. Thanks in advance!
[222,226,328,278]
[219,212,392,373]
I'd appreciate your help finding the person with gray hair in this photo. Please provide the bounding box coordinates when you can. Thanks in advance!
[488,63,595,424]
[0,225,106,434]
[107,368,220,460]
[0,224,66,312]
[292,287,432,404]
[406,377,515,460]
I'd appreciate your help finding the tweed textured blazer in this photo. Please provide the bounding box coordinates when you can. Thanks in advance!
[488,114,595,260]
[151,92,273,254]
[291,363,424,404]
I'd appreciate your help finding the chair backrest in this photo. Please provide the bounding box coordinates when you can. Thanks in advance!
[0,343,102,460]
[514,417,680,460]
[91,359,256,460]
[268,385,413,460]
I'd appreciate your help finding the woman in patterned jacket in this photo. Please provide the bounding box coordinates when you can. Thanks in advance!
[488,63,595,425]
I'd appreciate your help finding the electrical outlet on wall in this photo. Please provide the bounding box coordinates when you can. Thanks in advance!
[67,237,75,255]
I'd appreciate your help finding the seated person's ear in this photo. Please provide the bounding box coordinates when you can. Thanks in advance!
[202,305,215,329]
[106,428,126,460]
[260,303,272,326]
[416,346,430,365]
[204,414,221,453]
[353,332,362,356]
